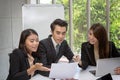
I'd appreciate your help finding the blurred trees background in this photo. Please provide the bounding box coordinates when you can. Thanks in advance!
[56,0,120,53]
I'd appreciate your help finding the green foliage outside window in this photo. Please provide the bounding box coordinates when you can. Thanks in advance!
[56,0,120,53]
[110,0,120,48]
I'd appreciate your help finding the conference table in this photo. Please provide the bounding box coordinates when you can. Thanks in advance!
[30,66,120,80]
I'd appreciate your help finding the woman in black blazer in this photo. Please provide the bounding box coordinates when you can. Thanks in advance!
[7,29,50,80]
[75,23,120,70]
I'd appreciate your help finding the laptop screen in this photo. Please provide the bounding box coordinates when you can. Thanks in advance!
[95,57,120,76]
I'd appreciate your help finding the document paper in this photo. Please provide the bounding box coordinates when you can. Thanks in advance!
[49,62,78,79]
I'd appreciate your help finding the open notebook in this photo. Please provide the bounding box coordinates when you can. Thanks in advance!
[89,57,120,76]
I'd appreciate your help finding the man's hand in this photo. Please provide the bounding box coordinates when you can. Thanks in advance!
[114,67,120,75]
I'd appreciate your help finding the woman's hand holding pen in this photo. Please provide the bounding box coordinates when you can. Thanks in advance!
[73,55,80,62]
[72,55,82,66]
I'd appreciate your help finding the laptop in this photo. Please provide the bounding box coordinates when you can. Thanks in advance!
[90,57,120,77]
[96,73,113,80]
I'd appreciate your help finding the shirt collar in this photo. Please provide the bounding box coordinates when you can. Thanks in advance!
[51,37,61,48]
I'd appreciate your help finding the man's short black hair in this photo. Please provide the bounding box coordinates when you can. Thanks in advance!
[50,18,68,32]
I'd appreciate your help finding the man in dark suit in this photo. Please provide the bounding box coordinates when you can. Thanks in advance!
[38,18,75,76]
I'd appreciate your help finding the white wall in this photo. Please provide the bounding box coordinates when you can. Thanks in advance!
[0,0,26,79]
[22,4,64,40]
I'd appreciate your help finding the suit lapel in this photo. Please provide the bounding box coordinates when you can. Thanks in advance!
[22,50,30,69]
[48,37,65,63]
[86,44,96,65]
[48,37,58,62]
[49,37,56,54]
[55,42,65,62]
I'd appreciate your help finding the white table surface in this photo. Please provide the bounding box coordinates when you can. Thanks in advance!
[30,66,120,80]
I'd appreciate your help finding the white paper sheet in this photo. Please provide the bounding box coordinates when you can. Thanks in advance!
[30,74,52,80]
[49,62,78,79]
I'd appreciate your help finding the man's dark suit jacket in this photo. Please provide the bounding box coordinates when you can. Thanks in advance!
[79,41,120,70]
[38,35,74,76]
[7,49,42,80]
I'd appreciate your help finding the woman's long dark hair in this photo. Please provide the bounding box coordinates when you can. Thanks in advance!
[90,23,109,58]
